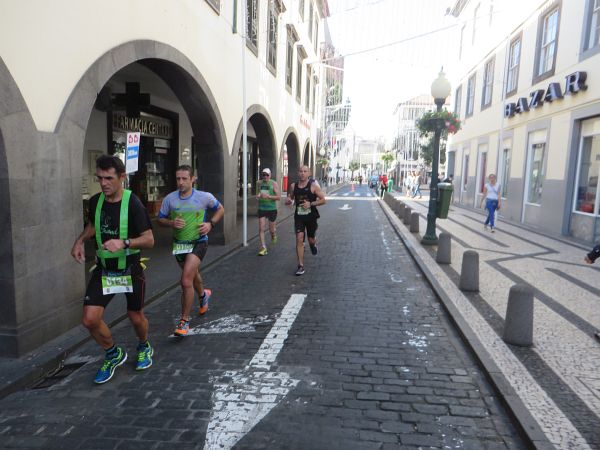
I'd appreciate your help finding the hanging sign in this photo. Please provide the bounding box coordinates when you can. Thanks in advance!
[126,132,140,174]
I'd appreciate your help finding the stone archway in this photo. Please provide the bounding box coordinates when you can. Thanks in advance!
[232,106,277,219]
[0,41,229,356]
[282,127,300,193]
[303,140,312,167]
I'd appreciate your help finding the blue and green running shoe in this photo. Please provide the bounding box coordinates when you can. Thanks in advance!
[94,346,127,384]
[135,342,153,371]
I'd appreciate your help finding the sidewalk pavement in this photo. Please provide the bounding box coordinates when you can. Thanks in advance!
[0,183,343,400]
[381,191,600,449]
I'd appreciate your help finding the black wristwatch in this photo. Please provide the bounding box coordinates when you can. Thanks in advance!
[209,220,216,229]
[123,239,131,249]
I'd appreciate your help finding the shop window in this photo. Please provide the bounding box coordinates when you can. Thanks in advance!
[533,3,560,83]
[574,134,600,214]
[466,74,476,117]
[454,85,462,117]
[500,147,510,198]
[526,142,547,204]
[246,0,259,53]
[266,0,280,73]
[462,154,469,192]
[477,150,487,193]
[506,34,521,96]
[481,57,494,109]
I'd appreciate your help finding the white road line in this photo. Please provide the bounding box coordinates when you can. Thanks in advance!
[204,294,306,450]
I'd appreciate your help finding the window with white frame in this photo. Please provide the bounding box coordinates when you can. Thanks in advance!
[584,0,600,51]
[466,74,476,117]
[308,2,314,41]
[299,0,305,20]
[574,119,600,215]
[459,24,466,59]
[472,3,480,45]
[296,53,303,103]
[462,154,469,192]
[506,35,521,95]
[454,85,462,117]
[313,13,319,53]
[526,141,547,204]
[266,1,280,72]
[246,0,258,51]
[305,65,311,112]
[481,57,494,109]
[500,147,510,198]
[535,6,559,80]
[285,35,294,90]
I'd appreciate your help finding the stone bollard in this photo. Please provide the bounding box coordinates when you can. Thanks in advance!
[436,232,451,264]
[459,250,479,291]
[503,284,534,347]
[403,206,412,225]
[410,211,420,233]
[397,202,405,218]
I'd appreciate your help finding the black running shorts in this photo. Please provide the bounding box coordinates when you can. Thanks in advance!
[175,240,208,264]
[258,209,278,222]
[84,262,145,311]
[294,217,318,238]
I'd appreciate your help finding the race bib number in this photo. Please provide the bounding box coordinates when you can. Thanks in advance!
[297,206,311,216]
[173,242,194,255]
[101,273,133,295]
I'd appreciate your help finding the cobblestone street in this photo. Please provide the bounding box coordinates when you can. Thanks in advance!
[0,184,524,449]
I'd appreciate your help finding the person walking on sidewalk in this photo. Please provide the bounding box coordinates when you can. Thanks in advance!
[411,171,423,199]
[286,165,326,276]
[256,168,281,256]
[379,173,388,198]
[479,174,501,232]
[70,155,155,384]
[584,244,600,341]
[158,165,224,337]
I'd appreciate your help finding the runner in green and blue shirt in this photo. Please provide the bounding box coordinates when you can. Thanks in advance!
[158,165,224,336]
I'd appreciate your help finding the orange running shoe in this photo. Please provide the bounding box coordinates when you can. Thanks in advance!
[174,319,190,337]
[199,288,212,315]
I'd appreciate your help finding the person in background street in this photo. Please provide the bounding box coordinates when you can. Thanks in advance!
[379,173,388,198]
[358,174,363,185]
[158,165,224,337]
[70,155,155,384]
[256,168,281,256]
[286,165,326,276]
[584,244,600,341]
[412,171,423,199]
[443,174,455,202]
[479,174,501,232]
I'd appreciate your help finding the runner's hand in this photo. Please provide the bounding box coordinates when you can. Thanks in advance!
[70,242,85,264]
[302,200,311,209]
[103,239,125,252]
[173,217,186,229]
[199,222,212,235]
[285,197,293,206]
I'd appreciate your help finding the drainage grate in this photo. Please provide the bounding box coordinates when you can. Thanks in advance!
[30,362,86,389]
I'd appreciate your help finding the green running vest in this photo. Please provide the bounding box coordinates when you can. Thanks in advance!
[94,189,140,270]
[258,180,277,211]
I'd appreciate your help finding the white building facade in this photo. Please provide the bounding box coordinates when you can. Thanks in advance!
[0,0,332,356]
[447,0,600,244]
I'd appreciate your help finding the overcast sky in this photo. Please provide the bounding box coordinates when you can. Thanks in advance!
[326,0,457,140]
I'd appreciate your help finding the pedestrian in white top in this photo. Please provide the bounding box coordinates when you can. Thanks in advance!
[479,174,501,232]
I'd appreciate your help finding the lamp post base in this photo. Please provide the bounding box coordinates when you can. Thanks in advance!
[421,234,438,245]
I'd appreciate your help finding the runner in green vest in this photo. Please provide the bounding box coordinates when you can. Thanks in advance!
[71,155,155,384]
[256,168,281,256]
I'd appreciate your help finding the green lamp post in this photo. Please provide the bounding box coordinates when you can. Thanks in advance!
[421,69,451,245]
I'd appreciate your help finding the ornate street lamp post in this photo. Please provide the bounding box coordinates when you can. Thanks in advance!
[421,69,451,245]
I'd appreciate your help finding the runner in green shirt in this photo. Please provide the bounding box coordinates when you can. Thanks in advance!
[256,168,281,256]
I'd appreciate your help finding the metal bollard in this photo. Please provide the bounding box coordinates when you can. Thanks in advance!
[403,206,412,225]
[436,232,451,264]
[503,284,534,347]
[459,250,479,291]
[410,211,420,233]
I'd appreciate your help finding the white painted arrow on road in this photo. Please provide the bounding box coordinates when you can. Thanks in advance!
[168,314,273,337]
[338,204,352,210]
[203,294,306,450]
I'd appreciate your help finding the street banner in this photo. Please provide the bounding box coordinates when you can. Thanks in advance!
[126,132,140,174]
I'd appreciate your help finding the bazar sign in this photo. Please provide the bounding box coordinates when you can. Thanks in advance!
[504,71,587,118]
